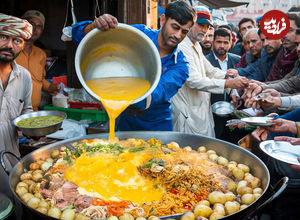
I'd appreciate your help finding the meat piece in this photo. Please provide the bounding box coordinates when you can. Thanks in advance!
[74,195,94,212]
[54,181,80,209]
[40,188,53,199]
[49,175,64,191]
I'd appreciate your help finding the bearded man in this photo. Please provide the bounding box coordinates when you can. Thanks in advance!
[0,13,33,165]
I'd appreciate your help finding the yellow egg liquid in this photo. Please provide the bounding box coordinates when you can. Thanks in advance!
[85,77,150,140]
[64,151,163,204]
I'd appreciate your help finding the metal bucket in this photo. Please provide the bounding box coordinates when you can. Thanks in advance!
[75,23,161,104]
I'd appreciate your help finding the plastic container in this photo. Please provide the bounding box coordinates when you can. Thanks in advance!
[44,105,108,122]
[69,101,102,111]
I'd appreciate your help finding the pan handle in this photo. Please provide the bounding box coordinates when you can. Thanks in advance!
[244,176,289,220]
[0,151,21,174]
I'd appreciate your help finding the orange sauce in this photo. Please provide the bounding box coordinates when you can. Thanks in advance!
[85,77,150,140]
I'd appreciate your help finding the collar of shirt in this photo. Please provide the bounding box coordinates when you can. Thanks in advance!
[213,52,228,72]
[10,61,21,79]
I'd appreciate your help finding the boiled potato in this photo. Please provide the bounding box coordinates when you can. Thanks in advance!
[194,204,213,217]
[16,186,28,197]
[29,162,40,170]
[184,146,192,151]
[197,146,206,153]
[107,217,119,220]
[227,181,237,192]
[228,161,237,166]
[38,200,49,209]
[232,167,244,179]
[180,211,195,220]
[240,204,248,210]
[241,193,255,205]
[207,150,216,155]
[119,213,135,220]
[32,172,43,182]
[20,172,32,181]
[75,213,91,220]
[227,163,236,172]
[237,164,250,173]
[237,186,253,195]
[27,197,40,209]
[21,193,34,203]
[41,162,52,172]
[46,158,54,164]
[225,201,240,215]
[34,192,42,199]
[51,149,60,159]
[36,159,45,166]
[213,203,225,216]
[245,176,261,189]
[224,192,236,201]
[61,208,75,220]
[208,154,218,162]
[36,207,48,214]
[209,211,224,220]
[22,179,35,187]
[197,200,210,207]
[237,180,248,189]
[208,191,226,204]
[217,157,228,166]
[48,207,61,218]
[16,182,28,190]
[32,169,43,176]
[135,217,146,220]
[253,187,263,194]
[254,193,261,200]
[244,173,252,178]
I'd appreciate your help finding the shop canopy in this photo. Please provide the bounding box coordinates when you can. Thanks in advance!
[198,0,250,9]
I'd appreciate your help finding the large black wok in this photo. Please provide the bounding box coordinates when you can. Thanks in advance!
[1,131,288,220]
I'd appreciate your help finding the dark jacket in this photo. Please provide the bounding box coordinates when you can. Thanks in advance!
[230,42,244,56]
[206,51,241,70]
[263,60,300,96]
[265,47,298,82]
[236,47,281,81]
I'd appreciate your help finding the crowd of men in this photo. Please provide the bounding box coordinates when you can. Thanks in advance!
[1,1,300,219]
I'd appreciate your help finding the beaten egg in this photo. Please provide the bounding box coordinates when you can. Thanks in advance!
[64,151,163,205]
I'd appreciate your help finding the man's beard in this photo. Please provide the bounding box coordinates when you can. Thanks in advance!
[214,48,227,56]
[0,48,20,63]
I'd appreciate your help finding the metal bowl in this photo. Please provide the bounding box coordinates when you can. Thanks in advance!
[75,23,161,104]
[212,101,235,117]
[12,110,66,137]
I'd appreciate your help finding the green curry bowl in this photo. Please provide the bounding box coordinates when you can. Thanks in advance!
[12,111,66,137]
